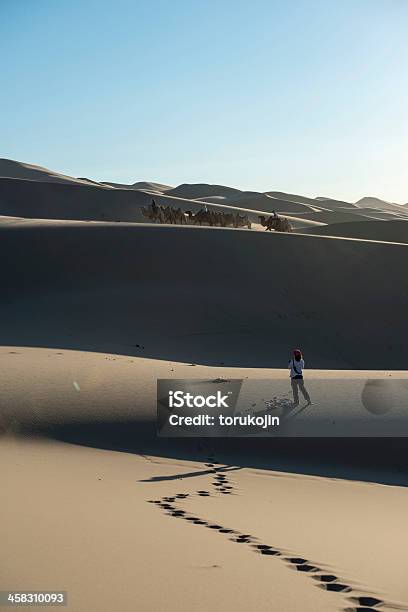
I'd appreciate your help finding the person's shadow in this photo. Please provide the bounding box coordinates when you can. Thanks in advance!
[263,396,312,423]
[283,402,312,420]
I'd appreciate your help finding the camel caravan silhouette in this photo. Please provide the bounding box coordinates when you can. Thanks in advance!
[141,200,293,232]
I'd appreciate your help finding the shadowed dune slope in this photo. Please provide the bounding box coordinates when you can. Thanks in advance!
[300,219,408,243]
[0,177,147,221]
[1,222,407,369]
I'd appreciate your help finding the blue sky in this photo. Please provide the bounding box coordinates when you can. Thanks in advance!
[1,0,407,202]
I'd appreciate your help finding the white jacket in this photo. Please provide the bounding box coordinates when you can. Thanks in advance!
[289,358,304,379]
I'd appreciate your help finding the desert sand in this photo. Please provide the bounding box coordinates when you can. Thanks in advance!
[1,347,408,611]
[301,219,408,242]
[1,159,408,611]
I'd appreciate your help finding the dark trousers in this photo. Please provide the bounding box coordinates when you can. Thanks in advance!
[291,378,311,404]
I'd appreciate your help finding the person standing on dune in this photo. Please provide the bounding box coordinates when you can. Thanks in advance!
[288,349,312,406]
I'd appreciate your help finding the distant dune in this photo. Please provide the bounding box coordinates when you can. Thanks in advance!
[266,190,356,210]
[0,158,107,188]
[102,180,173,192]
[313,196,357,208]
[0,176,322,230]
[224,193,320,214]
[166,186,323,215]
[300,219,408,243]
[291,208,408,225]
[3,156,408,233]
[166,183,242,199]
[2,157,408,225]
[355,196,407,212]
[265,190,321,206]
[133,181,173,191]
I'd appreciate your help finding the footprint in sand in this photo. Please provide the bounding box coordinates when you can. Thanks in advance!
[294,564,319,573]
[348,597,383,607]
[321,582,352,592]
[147,460,407,612]
[260,549,281,556]
[313,574,339,583]
[286,557,309,564]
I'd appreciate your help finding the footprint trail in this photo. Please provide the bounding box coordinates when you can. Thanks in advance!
[147,459,407,612]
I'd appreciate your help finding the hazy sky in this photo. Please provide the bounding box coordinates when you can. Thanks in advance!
[1,0,407,202]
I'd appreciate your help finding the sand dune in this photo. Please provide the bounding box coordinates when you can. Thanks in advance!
[0,178,322,230]
[166,183,242,199]
[356,196,408,212]
[2,157,406,222]
[147,193,324,228]
[297,206,408,224]
[2,430,408,612]
[1,220,407,369]
[301,219,408,243]
[166,185,323,215]
[0,177,145,221]
[1,346,408,611]
[102,180,173,192]
[1,158,408,612]
[265,190,323,206]
[292,208,397,224]
[215,193,320,215]
[265,190,356,210]
[3,158,408,231]
[0,158,107,188]
[345,207,408,221]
